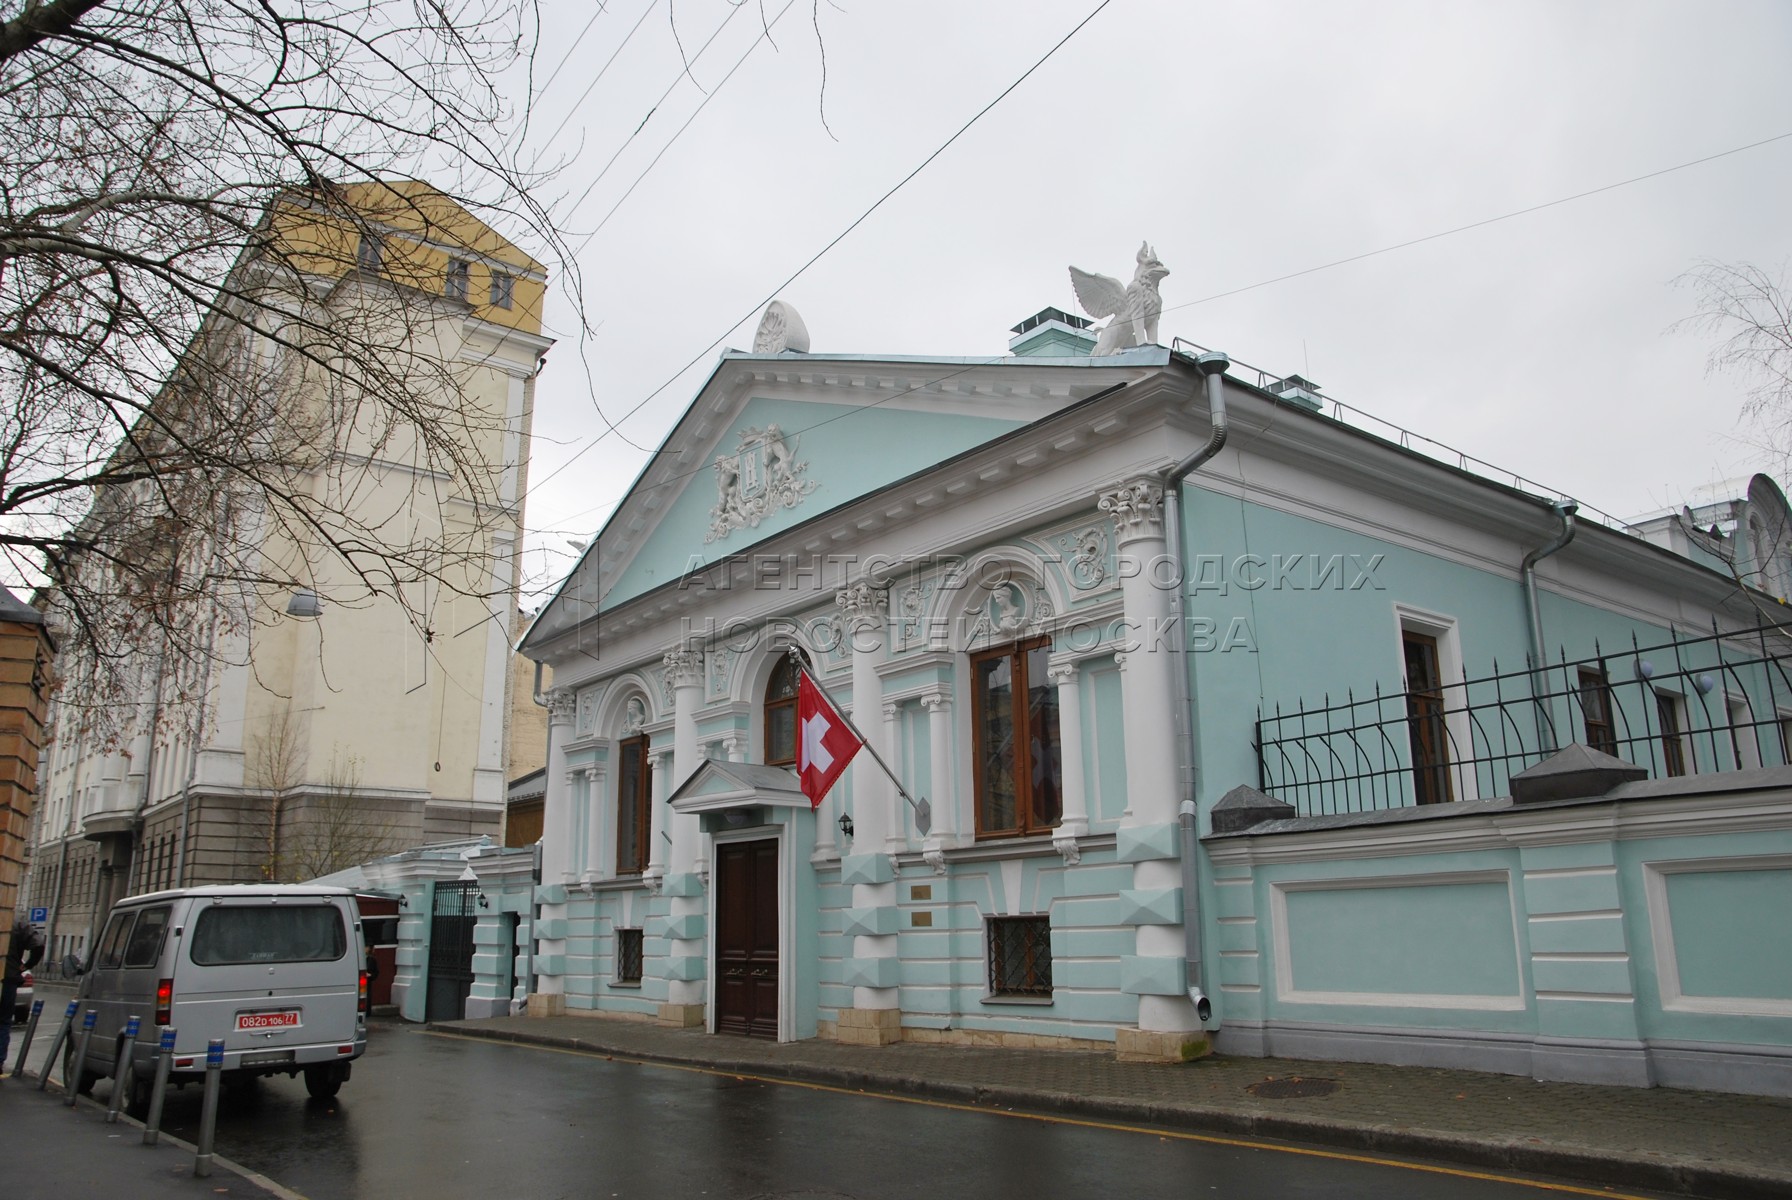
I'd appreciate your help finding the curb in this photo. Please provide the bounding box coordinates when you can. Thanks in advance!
[429,1022,1792,1200]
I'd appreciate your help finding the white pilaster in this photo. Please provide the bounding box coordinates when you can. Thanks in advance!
[920,690,953,873]
[664,646,707,1010]
[581,765,605,883]
[1100,478,1198,1034]
[839,580,897,1013]
[541,691,577,882]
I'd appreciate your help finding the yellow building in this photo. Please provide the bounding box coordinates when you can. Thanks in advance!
[23,182,550,959]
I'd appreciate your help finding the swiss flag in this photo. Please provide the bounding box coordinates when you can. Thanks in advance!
[796,670,862,809]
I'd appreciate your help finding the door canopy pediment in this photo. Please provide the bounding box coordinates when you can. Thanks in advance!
[669,760,806,813]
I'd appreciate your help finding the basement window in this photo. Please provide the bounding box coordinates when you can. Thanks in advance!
[615,928,643,985]
[986,915,1052,1000]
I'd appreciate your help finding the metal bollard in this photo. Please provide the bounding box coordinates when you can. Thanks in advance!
[193,1038,224,1178]
[65,1010,98,1107]
[10,998,44,1076]
[142,1028,177,1146]
[105,1015,141,1123]
[36,1001,78,1092]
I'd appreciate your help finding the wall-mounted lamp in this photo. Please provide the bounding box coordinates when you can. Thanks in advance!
[285,588,323,618]
[477,893,490,909]
[1694,673,1718,696]
[1635,659,1655,680]
[398,895,409,909]
[837,812,854,841]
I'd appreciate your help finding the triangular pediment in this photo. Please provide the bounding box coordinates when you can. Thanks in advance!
[668,759,806,812]
[523,348,1163,654]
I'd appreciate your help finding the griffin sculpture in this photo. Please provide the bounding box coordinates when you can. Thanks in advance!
[1069,242,1169,355]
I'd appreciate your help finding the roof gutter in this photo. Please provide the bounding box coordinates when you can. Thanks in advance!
[1165,351,1230,1027]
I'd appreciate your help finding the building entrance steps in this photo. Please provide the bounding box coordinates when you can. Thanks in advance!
[433,1012,1792,1200]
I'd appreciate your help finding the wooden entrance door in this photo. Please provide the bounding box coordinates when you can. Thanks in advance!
[716,839,779,1039]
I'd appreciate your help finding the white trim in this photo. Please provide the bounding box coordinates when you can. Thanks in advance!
[1644,854,1792,1018]
[1392,602,1476,804]
[1269,869,1526,1012]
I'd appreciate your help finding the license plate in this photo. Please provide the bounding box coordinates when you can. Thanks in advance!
[237,1010,301,1031]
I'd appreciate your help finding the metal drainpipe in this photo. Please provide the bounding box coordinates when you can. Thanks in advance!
[524,660,551,1003]
[1521,501,1579,753]
[1166,351,1230,1026]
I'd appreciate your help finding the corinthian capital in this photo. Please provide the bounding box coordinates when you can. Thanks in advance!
[662,646,704,691]
[835,580,889,633]
[546,689,578,725]
[1098,479,1165,545]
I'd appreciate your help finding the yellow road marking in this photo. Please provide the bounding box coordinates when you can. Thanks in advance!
[426,1031,1661,1199]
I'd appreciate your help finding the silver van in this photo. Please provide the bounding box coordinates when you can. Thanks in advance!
[69,885,367,1108]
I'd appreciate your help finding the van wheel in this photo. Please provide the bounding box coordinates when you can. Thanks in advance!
[303,1065,342,1100]
[62,1042,98,1096]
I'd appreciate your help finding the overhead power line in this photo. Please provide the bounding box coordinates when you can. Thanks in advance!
[526,0,1119,499]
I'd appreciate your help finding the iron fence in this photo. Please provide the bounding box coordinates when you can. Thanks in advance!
[1255,620,1792,817]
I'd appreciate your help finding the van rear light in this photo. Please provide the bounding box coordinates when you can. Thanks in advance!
[155,978,174,1025]
[338,1045,354,1055]
[175,1058,195,1068]
[357,969,368,1014]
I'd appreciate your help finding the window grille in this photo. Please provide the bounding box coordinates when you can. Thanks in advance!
[615,928,644,984]
[987,915,1052,998]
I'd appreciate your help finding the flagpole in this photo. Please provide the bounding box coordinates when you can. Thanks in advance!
[790,647,931,836]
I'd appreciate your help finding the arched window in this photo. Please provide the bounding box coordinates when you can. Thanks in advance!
[615,734,650,875]
[970,636,1061,838]
[764,655,803,766]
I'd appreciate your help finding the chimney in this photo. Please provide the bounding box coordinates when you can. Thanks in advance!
[1009,307,1096,357]
[1267,374,1324,412]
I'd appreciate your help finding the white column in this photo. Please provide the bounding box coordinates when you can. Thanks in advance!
[644,751,670,887]
[920,690,953,873]
[723,733,746,763]
[838,580,897,1015]
[1100,478,1198,1034]
[541,690,577,883]
[1048,661,1089,862]
[581,765,605,882]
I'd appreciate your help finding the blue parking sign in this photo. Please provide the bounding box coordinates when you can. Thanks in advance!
[28,906,46,923]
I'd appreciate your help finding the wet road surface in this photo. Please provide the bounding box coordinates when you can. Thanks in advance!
[73,1020,1681,1200]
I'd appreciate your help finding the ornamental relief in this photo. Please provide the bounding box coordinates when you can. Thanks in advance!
[1046,523,1113,592]
[575,685,604,737]
[964,579,1054,649]
[705,424,817,543]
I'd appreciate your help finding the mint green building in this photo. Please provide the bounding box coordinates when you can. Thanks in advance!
[516,308,1792,1095]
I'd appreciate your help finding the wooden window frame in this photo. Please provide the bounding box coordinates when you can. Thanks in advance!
[763,656,801,767]
[1578,666,1617,756]
[1655,690,1687,777]
[969,635,1062,840]
[615,734,651,875]
[1402,628,1453,805]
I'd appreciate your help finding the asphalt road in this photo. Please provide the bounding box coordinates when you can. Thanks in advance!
[16,1016,1676,1200]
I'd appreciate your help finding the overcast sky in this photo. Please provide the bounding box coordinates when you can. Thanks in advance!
[512,0,1792,604]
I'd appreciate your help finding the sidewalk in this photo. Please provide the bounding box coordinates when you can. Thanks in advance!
[0,1072,289,1200]
[435,1012,1792,1200]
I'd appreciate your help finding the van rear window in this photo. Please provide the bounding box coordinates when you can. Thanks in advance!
[190,905,347,965]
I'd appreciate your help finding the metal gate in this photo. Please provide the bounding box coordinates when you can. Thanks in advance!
[426,881,478,1021]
